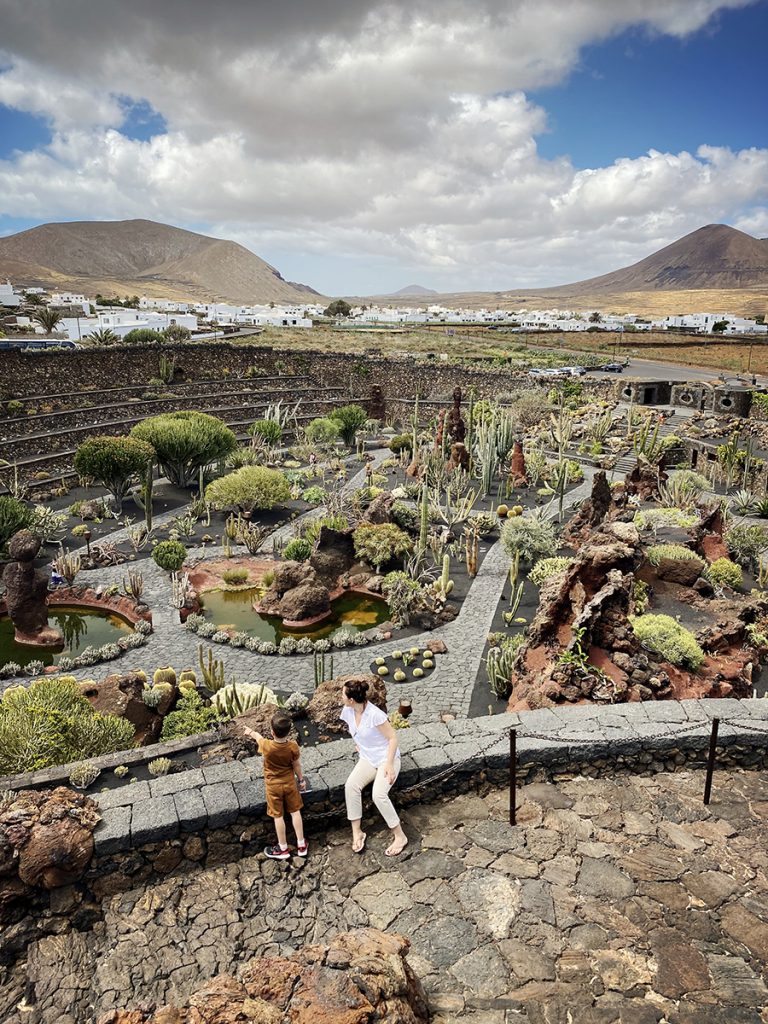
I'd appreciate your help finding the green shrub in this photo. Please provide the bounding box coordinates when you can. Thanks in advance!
[74,436,155,512]
[389,434,413,455]
[529,556,573,586]
[152,539,187,571]
[501,514,557,566]
[5,399,23,416]
[704,557,743,590]
[0,677,135,774]
[304,417,340,445]
[329,403,368,445]
[725,524,768,570]
[160,691,222,741]
[131,411,237,487]
[205,466,291,513]
[249,418,282,445]
[283,538,312,562]
[0,496,33,552]
[631,613,705,670]
[222,568,249,585]
[124,327,165,345]
[301,485,326,504]
[303,513,350,546]
[647,543,702,567]
[633,508,699,531]
[381,570,421,626]
[353,522,413,570]
[391,501,419,532]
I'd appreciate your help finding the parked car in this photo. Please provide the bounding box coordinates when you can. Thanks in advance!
[598,362,625,373]
[555,366,587,377]
[528,367,562,377]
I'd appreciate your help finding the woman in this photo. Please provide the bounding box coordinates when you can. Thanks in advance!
[340,678,409,856]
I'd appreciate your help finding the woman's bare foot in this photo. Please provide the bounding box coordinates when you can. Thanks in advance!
[385,835,409,857]
[352,832,367,853]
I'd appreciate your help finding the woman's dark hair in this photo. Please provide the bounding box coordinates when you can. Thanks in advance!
[343,679,369,704]
[271,711,292,738]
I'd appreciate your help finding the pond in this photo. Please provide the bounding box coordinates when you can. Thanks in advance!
[198,587,390,643]
[0,607,135,669]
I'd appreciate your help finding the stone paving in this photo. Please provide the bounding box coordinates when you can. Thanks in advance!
[3,768,768,1023]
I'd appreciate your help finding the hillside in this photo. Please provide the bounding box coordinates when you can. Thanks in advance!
[0,219,322,304]
[388,284,439,297]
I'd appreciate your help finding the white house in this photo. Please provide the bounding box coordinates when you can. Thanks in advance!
[61,309,198,341]
[0,280,23,308]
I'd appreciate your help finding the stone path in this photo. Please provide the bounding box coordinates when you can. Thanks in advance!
[3,767,767,1023]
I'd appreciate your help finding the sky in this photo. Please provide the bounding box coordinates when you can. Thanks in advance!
[0,0,766,296]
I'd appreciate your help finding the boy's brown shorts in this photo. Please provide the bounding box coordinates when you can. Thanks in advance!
[266,781,304,818]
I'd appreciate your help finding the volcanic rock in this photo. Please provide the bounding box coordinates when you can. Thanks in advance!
[309,526,357,585]
[278,580,331,622]
[2,530,63,647]
[79,671,165,744]
[363,490,395,525]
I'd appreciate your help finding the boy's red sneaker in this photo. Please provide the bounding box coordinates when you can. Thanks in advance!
[297,841,308,857]
[264,845,290,860]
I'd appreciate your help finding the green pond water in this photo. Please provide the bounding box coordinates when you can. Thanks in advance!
[199,587,390,643]
[0,607,134,669]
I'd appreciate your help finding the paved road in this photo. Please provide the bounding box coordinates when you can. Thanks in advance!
[590,357,764,384]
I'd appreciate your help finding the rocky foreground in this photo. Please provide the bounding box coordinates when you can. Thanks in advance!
[2,769,767,1022]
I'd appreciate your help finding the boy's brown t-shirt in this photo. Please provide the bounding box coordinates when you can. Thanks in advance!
[258,738,300,784]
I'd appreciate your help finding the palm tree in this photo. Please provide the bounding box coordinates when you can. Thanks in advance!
[32,307,64,334]
[84,327,119,345]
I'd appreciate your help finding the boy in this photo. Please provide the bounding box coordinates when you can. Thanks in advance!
[243,712,308,859]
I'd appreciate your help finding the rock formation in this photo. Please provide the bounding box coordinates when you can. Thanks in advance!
[309,525,357,586]
[562,470,613,546]
[1,530,63,647]
[97,928,429,1024]
[625,454,668,501]
[509,440,528,487]
[79,671,170,744]
[258,560,332,623]
[446,441,469,472]
[445,385,466,444]
[308,673,387,734]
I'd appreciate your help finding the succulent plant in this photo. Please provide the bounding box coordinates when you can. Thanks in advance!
[148,757,173,777]
[69,762,101,789]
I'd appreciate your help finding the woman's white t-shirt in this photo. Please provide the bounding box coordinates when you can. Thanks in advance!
[340,703,399,768]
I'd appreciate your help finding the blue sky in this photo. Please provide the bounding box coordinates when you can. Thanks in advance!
[0,0,767,293]
[530,3,768,169]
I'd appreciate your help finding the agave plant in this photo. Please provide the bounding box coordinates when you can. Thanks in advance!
[729,488,758,516]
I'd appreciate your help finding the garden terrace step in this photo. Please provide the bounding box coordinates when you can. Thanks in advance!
[0,384,347,442]
[0,376,316,430]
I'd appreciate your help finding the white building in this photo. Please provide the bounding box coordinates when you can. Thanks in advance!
[50,292,90,314]
[0,280,23,308]
[61,309,198,341]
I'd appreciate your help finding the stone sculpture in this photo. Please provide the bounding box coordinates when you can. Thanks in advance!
[445,385,466,444]
[1,530,62,647]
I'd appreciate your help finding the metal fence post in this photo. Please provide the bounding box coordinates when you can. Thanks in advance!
[703,717,719,805]
[509,728,517,826]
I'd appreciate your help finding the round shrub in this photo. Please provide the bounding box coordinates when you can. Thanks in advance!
[0,496,33,553]
[633,508,699,531]
[283,537,312,562]
[647,543,703,567]
[205,465,291,513]
[74,435,155,512]
[631,613,705,670]
[501,514,558,566]
[391,501,419,533]
[152,539,187,572]
[726,523,768,570]
[301,485,326,504]
[705,557,743,590]
[222,567,249,585]
[249,418,282,445]
[304,417,339,445]
[389,434,413,455]
[131,411,237,487]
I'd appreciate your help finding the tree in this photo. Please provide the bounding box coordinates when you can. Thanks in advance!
[131,411,237,487]
[84,327,119,345]
[23,292,44,306]
[353,523,413,571]
[323,299,352,318]
[712,320,730,334]
[588,311,603,324]
[74,435,155,512]
[124,327,166,345]
[305,417,341,445]
[330,403,368,445]
[163,324,191,344]
[205,465,291,513]
[32,308,64,334]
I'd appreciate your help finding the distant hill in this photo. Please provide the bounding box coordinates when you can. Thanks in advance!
[388,284,439,297]
[0,219,322,304]
[540,224,768,294]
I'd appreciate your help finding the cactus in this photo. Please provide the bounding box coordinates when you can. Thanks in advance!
[179,668,197,685]
[465,525,479,578]
[313,651,334,688]
[123,568,145,600]
[69,762,101,789]
[466,387,475,475]
[144,460,154,532]
[148,757,173,777]
[53,545,81,585]
[153,666,177,686]
[113,765,129,778]
[417,482,429,563]
[198,644,226,692]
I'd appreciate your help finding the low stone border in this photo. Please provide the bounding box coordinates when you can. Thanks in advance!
[85,696,768,874]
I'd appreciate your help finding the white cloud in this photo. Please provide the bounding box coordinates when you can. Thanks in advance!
[0,0,764,292]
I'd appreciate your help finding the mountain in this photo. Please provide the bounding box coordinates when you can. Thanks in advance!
[542,224,768,294]
[0,219,322,304]
[388,284,439,297]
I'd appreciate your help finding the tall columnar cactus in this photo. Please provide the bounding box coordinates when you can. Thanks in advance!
[418,482,429,562]
[466,389,475,474]
[198,644,226,692]
[411,393,420,456]
[144,460,154,532]
[465,525,479,578]
[313,652,334,687]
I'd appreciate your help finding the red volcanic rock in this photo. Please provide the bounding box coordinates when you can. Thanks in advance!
[97,928,429,1024]
[1,529,63,647]
[509,441,528,486]
[701,533,729,562]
